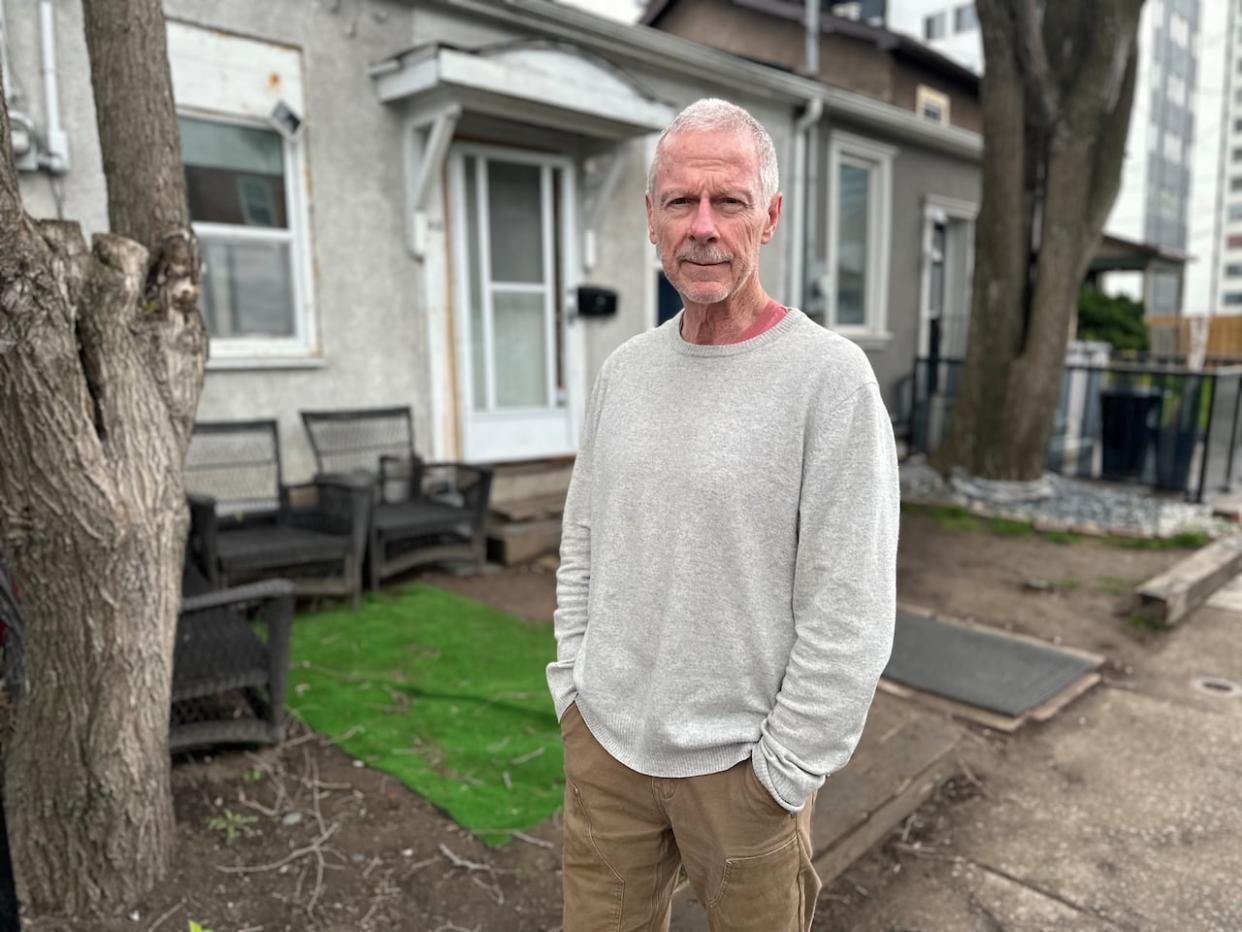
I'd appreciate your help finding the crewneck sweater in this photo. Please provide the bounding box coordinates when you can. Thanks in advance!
[546,306,900,813]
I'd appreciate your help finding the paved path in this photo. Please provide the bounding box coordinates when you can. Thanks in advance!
[816,584,1242,931]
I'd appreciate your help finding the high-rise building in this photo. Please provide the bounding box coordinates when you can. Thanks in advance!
[882,1,1202,314]
[1185,0,1238,315]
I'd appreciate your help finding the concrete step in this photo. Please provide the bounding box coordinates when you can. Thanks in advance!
[670,694,962,929]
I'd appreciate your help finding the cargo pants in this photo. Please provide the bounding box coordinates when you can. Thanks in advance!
[559,701,821,932]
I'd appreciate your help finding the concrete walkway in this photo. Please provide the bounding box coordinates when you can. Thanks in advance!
[816,592,1242,931]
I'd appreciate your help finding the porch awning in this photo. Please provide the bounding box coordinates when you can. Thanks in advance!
[370,40,676,139]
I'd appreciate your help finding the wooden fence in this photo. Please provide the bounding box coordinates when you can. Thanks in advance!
[1148,315,1242,361]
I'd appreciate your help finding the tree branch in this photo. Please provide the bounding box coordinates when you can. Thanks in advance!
[1014,0,1061,122]
[81,0,189,250]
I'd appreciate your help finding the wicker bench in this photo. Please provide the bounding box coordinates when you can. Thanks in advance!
[300,406,493,589]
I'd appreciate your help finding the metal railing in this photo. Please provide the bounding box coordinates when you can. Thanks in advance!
[909,357,1242,503]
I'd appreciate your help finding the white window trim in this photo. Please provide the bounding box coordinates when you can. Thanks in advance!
[915,85,951,127]
[181,106,319,365]
[826,130,896,346]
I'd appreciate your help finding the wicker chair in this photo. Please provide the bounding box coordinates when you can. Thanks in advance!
[0,550,294,753]
[186,419,371,610]
[299,406,494,590]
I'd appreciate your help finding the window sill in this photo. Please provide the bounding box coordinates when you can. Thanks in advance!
[206,355,327,372]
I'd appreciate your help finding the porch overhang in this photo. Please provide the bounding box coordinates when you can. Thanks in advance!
[370,41,676,140]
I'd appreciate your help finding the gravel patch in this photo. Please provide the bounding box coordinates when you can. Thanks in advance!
[900,454,1235,539]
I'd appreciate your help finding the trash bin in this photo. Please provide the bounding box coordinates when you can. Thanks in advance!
[1099,388,1162,480]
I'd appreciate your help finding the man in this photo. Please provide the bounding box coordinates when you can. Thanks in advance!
[546,98,900,931]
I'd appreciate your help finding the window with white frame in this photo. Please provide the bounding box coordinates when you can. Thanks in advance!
[180,116,303,341]
[924,12,946,39]
[166,21,315,362]
[916,85,951,126]
[827,132,894,340]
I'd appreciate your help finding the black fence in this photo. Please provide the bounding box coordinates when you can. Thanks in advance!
[909,358,1242,503]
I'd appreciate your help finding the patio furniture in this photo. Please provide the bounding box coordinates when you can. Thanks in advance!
[186,419,371,609]
[0,550,294,753]
[300,406,494,589]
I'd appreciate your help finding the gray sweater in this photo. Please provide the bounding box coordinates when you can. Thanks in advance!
[546,306,899,813]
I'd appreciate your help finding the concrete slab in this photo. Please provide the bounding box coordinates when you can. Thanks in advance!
[1204,570,1242,613]
[820,685,1242,931]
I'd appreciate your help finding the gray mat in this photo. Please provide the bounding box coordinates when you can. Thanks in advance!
[884,610,1099,717]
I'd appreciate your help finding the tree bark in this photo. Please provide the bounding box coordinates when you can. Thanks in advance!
[931,0,1143,481]
[0,0,206,915]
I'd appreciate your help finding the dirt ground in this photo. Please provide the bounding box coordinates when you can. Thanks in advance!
[20,508,1194,932]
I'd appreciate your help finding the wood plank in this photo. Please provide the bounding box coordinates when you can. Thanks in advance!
[877,679,1024,733]
[1136,533,1242,626]
[489,492,566,522]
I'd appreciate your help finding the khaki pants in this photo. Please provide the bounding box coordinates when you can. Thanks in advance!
[560,702,822,932]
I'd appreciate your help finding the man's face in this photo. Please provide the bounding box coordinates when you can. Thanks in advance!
[646,128,781,307]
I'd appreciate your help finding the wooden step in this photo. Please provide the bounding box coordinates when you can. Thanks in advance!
[488,459,574,505]
[489,491,566,523]
[669,695,962,930]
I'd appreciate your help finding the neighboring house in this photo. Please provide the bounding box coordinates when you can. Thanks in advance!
[642,0,983,133]
[3,0,989,475]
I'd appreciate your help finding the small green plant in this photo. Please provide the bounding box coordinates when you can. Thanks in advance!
[206,809,257,845]
[241,767,265,784]
[989,517,1034,537]
[189,921,214,932]
[1094,576,1134,595]
[1126,610,1164,632]
[1056,577,1082,593]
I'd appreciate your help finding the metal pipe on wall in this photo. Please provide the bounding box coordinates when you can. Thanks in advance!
[38,0,69,172]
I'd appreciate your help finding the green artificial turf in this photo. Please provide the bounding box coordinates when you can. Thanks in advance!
[287,583,563,847]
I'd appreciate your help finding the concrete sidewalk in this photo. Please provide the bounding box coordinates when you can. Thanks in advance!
[816,594,1242,931]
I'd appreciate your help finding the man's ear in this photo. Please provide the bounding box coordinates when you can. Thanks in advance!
[760,193,783,245]
[646,192,657,245]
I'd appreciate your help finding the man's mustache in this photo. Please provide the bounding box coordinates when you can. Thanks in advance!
[677,247,733,264]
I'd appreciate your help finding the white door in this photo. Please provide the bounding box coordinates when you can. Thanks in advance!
[449,146,579,462]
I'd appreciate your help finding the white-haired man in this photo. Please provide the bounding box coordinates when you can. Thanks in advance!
[547,98,900,931]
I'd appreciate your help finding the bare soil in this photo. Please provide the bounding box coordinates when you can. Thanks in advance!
[20,511,1193,932]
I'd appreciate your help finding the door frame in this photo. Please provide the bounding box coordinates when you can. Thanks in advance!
[447,143,583,462]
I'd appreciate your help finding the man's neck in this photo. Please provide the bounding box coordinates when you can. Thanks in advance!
[678,281,773,346]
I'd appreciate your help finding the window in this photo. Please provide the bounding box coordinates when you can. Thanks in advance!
[924,12,946,39]
[1169,13,1189,46]
[1229,204,1242,222]
[1168,74,1185,106]
[953,3,977,32]
[180,117,305,344]
[1224,292,1242,306]
[166,22,314,363]
[1163,130,1182,163]
[1233,178,1242,193]
[1229,233,1242,248]
[916,86,951,126]
[1225,264,1242,278]
[827,131,895,341]
[1235,118,1242,133]
[1234,147,1242,163]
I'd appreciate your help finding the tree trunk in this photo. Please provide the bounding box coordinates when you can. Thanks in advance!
[931,0,1143,481]
[0,0,205,915]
